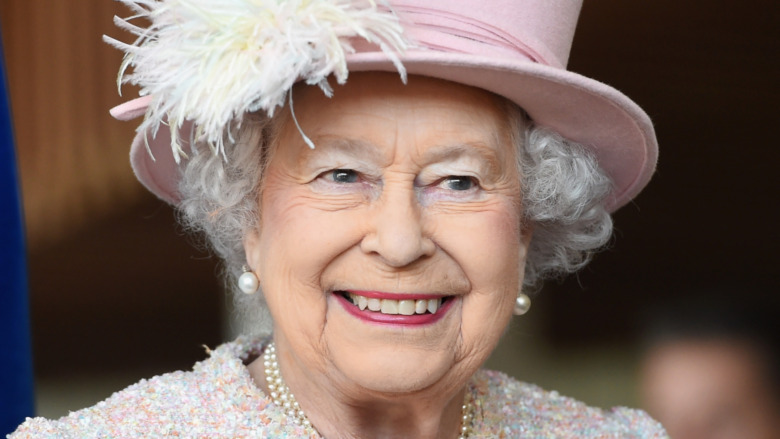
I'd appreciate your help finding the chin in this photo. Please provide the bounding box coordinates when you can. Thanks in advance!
[323,296,466,395]
[330,341,460,395]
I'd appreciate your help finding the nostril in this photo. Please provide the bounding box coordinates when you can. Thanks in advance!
[420,236,436,257]
[359,194,434,267]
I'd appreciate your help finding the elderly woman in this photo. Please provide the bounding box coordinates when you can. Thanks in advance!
[13,0,667,437]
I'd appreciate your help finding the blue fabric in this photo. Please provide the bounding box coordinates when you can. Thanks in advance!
[0,32,35,435]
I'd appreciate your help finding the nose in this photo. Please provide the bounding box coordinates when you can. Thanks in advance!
[360,185,435,267]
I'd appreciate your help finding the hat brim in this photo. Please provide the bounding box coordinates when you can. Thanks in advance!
[119,50,656,212]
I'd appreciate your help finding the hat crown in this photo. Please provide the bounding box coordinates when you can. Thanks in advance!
[391,0,582,68]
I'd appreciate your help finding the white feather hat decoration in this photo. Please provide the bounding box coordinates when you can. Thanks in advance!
[104,0,411,162]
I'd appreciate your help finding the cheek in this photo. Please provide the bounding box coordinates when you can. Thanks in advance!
[435,200,523,287]
[256,187,366,354]
[257,184,367,294]
[433,199,523,359]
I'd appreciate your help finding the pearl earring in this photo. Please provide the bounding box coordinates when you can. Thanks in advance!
[238,265,260,295]
[513,293,531,315]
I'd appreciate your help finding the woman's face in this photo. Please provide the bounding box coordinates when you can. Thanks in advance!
[245,74,530,397]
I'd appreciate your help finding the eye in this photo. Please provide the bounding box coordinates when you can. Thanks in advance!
[441,176,477,191]
[328,169,359,183]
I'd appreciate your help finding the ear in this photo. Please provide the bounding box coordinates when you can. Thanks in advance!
[243,227,262,270]
[519,223,534,261]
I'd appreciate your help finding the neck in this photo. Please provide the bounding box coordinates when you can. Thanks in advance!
[248,340,473,439]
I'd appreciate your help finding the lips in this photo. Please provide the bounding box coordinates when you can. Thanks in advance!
[335,290,454,325]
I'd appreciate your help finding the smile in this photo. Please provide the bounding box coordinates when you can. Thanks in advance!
[335,290,455,325]
[341,291,446,315]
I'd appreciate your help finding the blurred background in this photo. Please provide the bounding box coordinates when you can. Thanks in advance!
[1,0,778,431]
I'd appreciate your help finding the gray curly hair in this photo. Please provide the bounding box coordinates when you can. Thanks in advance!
[177,98,613,332]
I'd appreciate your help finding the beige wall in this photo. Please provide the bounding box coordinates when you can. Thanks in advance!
[1,0,144,250]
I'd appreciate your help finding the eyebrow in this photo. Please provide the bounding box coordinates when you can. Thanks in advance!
[420,142,503,172]
[309,136,386,162]
[305,137,504,173]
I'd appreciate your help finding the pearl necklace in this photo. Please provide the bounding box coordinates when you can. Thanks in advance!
[262,342,476,438]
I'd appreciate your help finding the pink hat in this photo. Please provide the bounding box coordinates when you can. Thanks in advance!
[109,0,656,211]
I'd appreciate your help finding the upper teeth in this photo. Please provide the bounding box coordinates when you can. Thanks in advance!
[348,293,441,315]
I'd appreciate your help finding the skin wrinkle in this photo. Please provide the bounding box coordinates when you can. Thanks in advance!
[180,82,612,334]
[164,74,615,435]
[243,75,529,438]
